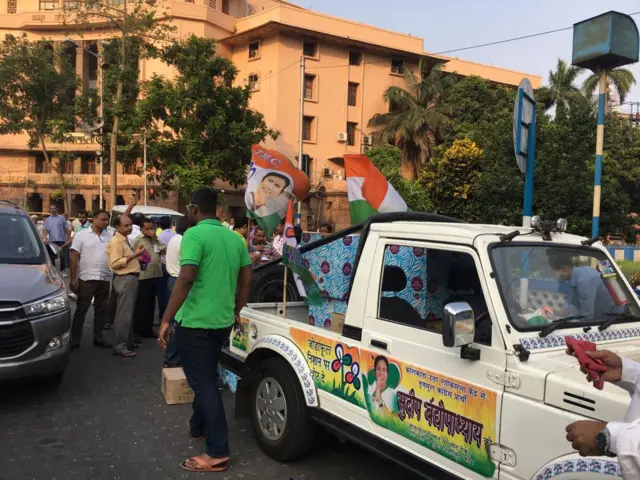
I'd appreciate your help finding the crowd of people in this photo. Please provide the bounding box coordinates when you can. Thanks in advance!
[31,191,337,472]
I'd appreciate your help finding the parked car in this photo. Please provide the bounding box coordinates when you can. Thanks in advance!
[109,204,183,230]
[0,200,71,387]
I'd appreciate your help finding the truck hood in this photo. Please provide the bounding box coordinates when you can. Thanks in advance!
[544,340,640,422]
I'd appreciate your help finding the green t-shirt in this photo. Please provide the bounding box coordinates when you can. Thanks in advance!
[175,218,252,329]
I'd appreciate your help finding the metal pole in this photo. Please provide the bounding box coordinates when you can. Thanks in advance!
[522,99,536,228]
[296,56,305,227]
[98,53,104,210]
[592,71,607,238]
[143,134,147,206]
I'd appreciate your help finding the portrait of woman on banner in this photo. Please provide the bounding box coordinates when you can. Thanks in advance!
[367,355,399,416]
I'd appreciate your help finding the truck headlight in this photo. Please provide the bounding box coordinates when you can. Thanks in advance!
[23,293,68,317]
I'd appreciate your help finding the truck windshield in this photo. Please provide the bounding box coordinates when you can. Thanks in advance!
[491,244,640,332]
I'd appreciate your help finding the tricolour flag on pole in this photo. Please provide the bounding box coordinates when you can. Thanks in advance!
[245,145,310,236]
[282,199,322,305]
[344,154,408,224]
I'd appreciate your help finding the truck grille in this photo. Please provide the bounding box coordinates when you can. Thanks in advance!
[0,320,34,358]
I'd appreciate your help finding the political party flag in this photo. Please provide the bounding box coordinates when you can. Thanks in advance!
[245,145,311,236]
[283,199,297,250]
[344,154,408,224]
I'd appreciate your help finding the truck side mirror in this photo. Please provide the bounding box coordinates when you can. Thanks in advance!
[443,302,475,348]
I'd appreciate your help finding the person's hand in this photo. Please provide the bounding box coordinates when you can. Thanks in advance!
[566,420,607,456]
[130,192,139,207]
[135,244,146,257]
[250,252,261,262]
[234,313,243,332]
[70,278,79,294]
[157,321,171,350]
[566,348,623,383]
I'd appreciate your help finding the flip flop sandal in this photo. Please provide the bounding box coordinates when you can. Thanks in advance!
[180,456,229,472]
[112,349,136,357]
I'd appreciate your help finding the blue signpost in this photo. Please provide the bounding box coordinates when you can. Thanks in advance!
[572,11,639,238]
[513,78,537,228]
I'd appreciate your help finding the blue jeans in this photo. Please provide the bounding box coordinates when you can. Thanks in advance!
[176,323,233,458]
[163,276,180,367]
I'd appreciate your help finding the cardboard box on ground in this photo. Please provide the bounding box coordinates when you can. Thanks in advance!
[162,368,194,405]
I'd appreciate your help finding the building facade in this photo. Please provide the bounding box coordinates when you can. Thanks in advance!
[0,0,540,228]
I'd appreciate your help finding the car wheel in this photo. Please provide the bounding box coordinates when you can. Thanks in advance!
[250,357,315,461]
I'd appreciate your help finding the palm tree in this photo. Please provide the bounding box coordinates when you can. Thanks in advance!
[583,67,637,111]
[539,59,583,117]
[368,59,455,180]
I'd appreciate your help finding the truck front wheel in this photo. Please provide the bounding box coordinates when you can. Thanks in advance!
[250,357,315,461]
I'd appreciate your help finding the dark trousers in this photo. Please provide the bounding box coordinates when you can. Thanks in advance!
[134,278,157,336]
[177,324,232,458]
[71,279,110,345]
[156,269,169,321]
[163,276,180,367]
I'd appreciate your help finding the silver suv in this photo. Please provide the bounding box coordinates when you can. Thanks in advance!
[0,201,71,387]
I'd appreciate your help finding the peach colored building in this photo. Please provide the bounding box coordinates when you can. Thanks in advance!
[0,0,540,228]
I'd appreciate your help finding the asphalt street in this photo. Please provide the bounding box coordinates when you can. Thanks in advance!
[0,303,419,480]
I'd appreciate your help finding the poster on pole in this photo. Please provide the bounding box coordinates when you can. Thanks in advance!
[513,78,535,174]
[245,145,310,236]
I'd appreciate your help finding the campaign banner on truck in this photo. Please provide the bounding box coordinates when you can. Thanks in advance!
[290,328,365,408]
[245,145,310,236]
[360,351,497,477]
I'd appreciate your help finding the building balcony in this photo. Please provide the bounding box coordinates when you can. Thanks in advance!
[0,0,236,33]
[0,172,145,187]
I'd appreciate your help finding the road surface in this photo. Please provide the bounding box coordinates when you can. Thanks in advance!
[0,305,420,480]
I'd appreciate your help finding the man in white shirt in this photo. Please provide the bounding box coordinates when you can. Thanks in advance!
[566,349,640,478]
[69,210,114,349]
[271,219,286,257]
[163,216,190,367]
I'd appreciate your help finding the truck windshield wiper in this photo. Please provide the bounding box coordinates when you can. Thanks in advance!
[598,313,640,331]
[539,316,586,338]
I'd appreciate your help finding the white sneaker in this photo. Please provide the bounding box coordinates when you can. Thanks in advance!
[68,292,77,300]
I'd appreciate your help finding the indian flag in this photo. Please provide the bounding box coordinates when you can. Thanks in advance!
[344,154,408,224]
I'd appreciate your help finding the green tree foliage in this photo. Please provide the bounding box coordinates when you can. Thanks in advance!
[416,74,637,236]
[365,144,432,212]
[420,139,483,218]
[538,59,583,118]
[63,0,175,206]
[368,59,456,180]
[583,67,637,106]
[0,34,94,212]
[138,35,276,196]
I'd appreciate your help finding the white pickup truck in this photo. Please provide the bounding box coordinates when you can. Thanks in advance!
[221,213,640,480]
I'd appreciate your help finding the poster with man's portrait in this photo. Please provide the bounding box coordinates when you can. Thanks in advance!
[245,145,310,236]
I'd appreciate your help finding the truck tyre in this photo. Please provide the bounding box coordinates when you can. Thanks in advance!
[250,357,315,461]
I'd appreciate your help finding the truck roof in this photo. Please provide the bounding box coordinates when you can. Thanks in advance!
[370,220,590,246]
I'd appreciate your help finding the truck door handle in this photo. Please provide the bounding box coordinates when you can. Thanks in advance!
[370,339,388,350]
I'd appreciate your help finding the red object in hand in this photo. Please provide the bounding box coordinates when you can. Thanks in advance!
[565,336,609,390]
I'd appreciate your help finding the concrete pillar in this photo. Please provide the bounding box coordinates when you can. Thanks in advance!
[76,41,89,95]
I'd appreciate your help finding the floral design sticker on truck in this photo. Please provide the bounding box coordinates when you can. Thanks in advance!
[360,351,497,478]
[290,328,364,408]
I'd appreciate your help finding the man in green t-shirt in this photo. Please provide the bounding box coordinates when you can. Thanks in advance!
[158,188,252,473]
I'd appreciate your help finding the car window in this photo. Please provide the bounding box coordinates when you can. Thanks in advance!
[0,214,45,265]
[377,244,491,344]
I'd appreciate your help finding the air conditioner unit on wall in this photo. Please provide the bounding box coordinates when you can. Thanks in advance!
[362,135,372,146]
[337,132,347,142]
[322,167,333,177]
